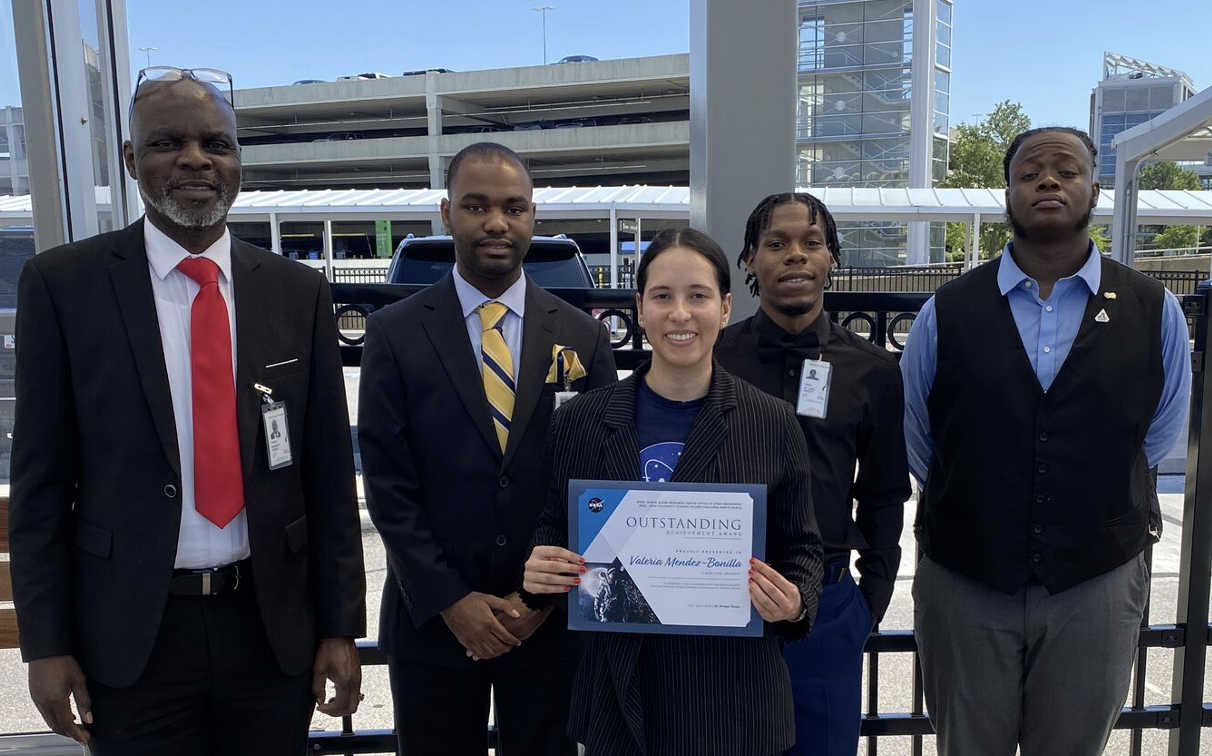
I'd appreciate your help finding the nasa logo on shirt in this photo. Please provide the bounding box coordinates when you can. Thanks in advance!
[588,497,604,513]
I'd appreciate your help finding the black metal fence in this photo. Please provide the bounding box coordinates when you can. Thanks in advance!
[314,282,1212,755]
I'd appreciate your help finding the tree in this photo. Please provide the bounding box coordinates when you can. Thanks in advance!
[1089,224,1111,254]
[1152,225,1200,251]
[1136,163,1202,251]
[939,101,1030,260]
[1137,162,1202,191]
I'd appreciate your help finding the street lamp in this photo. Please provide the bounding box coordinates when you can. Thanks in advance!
[533,6,554,65]
[138,46,157,68]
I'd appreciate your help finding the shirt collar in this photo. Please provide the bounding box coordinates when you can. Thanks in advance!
[144,217,233,285]
[452,265,528,321]
[997,239,1101,296]
[752,305,831,346]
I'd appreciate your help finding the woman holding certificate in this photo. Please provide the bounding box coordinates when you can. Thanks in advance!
[521,228,825,756]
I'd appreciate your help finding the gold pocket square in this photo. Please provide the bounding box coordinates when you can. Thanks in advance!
[546,345,587,385]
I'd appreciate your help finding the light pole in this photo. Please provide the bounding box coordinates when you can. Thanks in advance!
[533,6,554,64]
[138,46,157,68]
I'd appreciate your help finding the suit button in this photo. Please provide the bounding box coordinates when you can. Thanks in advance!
[788,369,796,377]
[1035,495,1045,504]
[1038,432,1049,442]
[1037,463,1048,474]
[1032,525,1043,534]
[496,535,508,547]
[164,484,178,498]
[499,476,509,488]
[1031,553,1042,563]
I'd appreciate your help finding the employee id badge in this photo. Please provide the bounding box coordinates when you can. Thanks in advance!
[796,358,832,419]
[261,401,294,470]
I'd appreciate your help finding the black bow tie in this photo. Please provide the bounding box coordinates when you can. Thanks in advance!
[757,329,820,363]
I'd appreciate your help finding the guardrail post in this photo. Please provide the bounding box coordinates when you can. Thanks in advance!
[1170,281,1212,755]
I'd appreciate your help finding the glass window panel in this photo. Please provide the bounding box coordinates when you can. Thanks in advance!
[862,18,902,44]
[814,114,863,137]
[1151,86,1174,111]
[821,2,863,25]
[865,0,912,22]
[864,41,903,66]
[933,112,948,134]
[936,42,951,68]
[934,69,950,93]
[863,137,910,160]
[1125,86,1150,112]
[1102,114,1126,131]
[936,20,951,47]
[1126,113,1152,127]
[827,21,865,45]
[0,126,8,160]
[823,44,864,68]
[935,91,949,114]
[937,1,953,25]
[862,111,907,134]
[1101,87,1126,112]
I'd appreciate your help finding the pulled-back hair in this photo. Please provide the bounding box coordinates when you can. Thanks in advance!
[636,227,731,296]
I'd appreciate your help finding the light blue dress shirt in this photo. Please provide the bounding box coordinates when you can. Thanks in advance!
[452,265,526,380]
[901,242,1192,485]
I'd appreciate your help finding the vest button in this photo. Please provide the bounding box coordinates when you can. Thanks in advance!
[788,369,796,377]
[499,476,509,488]
[164,484,178,498]
[1038,432,1049,442]
[1037,463,1048,474]
[1031,553,1042,563]
[1035,495,1045,504]
[1032,525,1043,534]
[495,535,508,547]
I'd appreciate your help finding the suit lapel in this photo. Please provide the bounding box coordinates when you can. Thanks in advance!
[600,373,642,481]
[230,241,270,480]
[501,281,561,469]
[107,219,181,478]
[421,276,501,459]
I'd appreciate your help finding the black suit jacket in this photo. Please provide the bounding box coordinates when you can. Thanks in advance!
[525,363,825,756]
[9,219,366,688]
[358,272,617,668]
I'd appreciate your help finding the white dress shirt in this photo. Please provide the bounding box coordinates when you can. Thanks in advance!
[452,265,527,379]
[144,219,251,569]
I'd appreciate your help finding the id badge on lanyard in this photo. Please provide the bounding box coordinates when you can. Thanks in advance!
[255,383,294,470]
[796,358,832,419]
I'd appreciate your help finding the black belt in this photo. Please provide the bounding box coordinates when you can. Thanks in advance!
[169,559,249,596]
[824,560,850,584]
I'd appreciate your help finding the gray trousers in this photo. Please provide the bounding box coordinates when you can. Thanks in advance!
[913,554,1149,756]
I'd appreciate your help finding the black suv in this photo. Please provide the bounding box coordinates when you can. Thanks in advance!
[386,234,595,288]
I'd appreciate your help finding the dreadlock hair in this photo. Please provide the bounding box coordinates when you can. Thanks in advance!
[446,142,533,191]
[1002,127,1097,183]
[737,192,841,297]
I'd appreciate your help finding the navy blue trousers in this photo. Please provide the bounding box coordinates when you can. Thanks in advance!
[782,573,873,756]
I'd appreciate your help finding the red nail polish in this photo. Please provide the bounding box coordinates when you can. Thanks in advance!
[748,578,754,583]
[564,585,572,591]
[573,578,581,584]
[580,567,587,573]
[749,558,756,565]
[578,558,586,564]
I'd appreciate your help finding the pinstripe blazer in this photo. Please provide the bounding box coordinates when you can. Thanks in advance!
[526,361,825,756]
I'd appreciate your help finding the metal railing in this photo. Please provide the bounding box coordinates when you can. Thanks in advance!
[306,283,1212,755]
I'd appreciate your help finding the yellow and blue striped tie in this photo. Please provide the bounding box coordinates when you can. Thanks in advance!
[477,301,515,453]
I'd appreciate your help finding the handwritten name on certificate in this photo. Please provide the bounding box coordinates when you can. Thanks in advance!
[567,480,768,637]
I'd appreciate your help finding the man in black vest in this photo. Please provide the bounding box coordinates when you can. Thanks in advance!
[900,127,1191,755]
[716,192,910,756]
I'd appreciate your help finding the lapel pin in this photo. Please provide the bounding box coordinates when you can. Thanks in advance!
[1095,309,1110,323]
[1104,292,1117,299]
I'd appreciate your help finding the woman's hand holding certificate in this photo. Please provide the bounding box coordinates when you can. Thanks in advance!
[523,546,587,594]
[748,558,805,622]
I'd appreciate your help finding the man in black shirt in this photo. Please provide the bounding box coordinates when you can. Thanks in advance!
[715,192,910,756]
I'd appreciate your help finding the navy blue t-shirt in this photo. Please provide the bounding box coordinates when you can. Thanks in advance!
[635,380,705,483]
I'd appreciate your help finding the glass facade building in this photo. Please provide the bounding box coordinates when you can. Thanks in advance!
[795,0,952,266]
[1091,53,1196,188]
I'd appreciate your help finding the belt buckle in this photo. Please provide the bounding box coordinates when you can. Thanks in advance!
[201,571,212,596]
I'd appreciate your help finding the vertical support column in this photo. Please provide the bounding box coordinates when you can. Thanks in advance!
[269,212,281,255]
[96,0,137,229]
[690,0,797,320]
[906,0,938,266]
[1111,151,1140,267]
[323,219,334,280]
[1169,282,1212,756]
[969,212,981,270]
[609,206,619,289]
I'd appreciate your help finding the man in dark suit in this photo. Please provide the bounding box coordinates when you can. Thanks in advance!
[358,142,617,755]
[9,69,365,756]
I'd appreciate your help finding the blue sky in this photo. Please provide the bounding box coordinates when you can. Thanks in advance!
[3,1,1212,140]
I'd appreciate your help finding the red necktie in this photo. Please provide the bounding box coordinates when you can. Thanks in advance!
[177,256,244,528]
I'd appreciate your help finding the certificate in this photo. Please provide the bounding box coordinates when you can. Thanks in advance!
[567,479,767,637]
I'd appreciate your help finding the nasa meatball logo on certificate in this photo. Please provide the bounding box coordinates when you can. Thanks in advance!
[567,480,768,637]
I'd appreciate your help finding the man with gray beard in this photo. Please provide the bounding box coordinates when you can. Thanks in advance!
[9,68,366,756]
